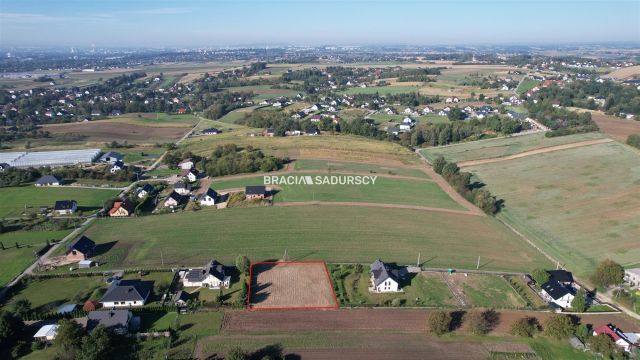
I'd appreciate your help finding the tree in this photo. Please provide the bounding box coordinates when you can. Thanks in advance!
[77,326,114,360]
[12,299,31,318]
[236,255,250,276]
[465,309,498,335]
[441,162,459,179]
[589,333,621,360]
[591,259,624,288]
[432,156,447,175]
[429,310,452,336]
[510,317,538,337]
[627,134,640,150]
[543,314,575,339]
[54,319,84,353]
[0,311,25,350]
[531,269,550,286]
[226,347,248,360]
[571,288,588,312]
[575,323,591,342]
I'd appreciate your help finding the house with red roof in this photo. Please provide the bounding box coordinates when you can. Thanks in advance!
[593,324,635,352]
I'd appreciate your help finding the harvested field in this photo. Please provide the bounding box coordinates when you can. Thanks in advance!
[42,121,190,143]
[249,262,337,309]
[591,113,640,141]
[606,65,640,79]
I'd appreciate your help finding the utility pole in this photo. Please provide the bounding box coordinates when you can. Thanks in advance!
[283,248,288,261]
[417,252,421,267]
[160,249,164,266]
[476,256,481,270]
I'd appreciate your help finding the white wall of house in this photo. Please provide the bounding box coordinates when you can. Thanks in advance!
[101,300,145,308]
[371,277,400,293]
[541,291,575,308]
[199,196,216,206]
[182,275,230,289]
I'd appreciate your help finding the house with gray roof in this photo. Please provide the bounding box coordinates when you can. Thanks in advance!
[181,259,230,289]
[35,175,62,186]
[87,310,132,335]
[99,279,152,308]
[370,259,401,293]
[99,151,123,164]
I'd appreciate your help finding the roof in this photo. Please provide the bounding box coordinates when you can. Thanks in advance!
[594,324,630,343]
[111,160,125,169]
[36,175,61,185]
[186,259,226,283]
[166,191,182,202]
[173,291,190,303]
[178,158,193,165]
[202,128,219,133]
[100,280,152,303]
[33,324,58,338]
[370,259,400,287]
[180,168,198,177]
[56,304,77,314]
[109,199,134,215]
[175,181,191,190]
[66,236,95,255]
[198,188,218,201]
[141,184,155,192]
[100,151,123,161]
[245,185,267,195]
[54,200,76,211]
[625,268,640,276]
[547,270,574,283]
[87,310,131,330]
[541,280,571,300]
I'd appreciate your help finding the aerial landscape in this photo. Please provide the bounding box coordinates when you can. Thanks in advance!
[0,0,639,359]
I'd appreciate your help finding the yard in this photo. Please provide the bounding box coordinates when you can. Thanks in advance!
[465,141,640,278]
[0,186,120,218]
[82,205,550,272]
[445,273,528,309]
[331,264,457,307]
[516,78,542,94]
[4,276,105,313]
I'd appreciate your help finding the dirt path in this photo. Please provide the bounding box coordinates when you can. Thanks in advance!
[457,138,614,167]
[415,151,485,216]
[274,201,481,216]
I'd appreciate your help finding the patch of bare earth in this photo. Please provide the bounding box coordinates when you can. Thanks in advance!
[249,262,337,309]
[42,122,189,142]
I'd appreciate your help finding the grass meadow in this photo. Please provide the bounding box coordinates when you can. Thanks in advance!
[293,159,428,178]
[466,141,640,278]
[82,205,550,272]
[419,132,605,163]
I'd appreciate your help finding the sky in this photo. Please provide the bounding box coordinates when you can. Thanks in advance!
[0,0,638,48]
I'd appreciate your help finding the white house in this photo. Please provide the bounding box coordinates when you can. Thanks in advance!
[180,168,198,183]
[163,191,182,208]
[54,200,77,215]
[624,268,640,289]
[178,158,194,170]
[137,184,155,199]
[99,280,151,308]
[110,160,125,174]
[174,181,191,195]
[197,188,218,206]
[181,259,231,289]
[36,175,62,187]
[370,259,401,293]
[540,280,574,308]
[33,324,58,342]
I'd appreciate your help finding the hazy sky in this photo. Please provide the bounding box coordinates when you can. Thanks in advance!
[0,0,639,47]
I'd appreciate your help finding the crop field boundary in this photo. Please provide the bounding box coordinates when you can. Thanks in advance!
[248,261,339,311]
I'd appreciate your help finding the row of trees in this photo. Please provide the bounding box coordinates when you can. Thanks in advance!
[203,144,286,177]
[432,157,498,214]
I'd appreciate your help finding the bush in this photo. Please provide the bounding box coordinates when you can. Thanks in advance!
[543,314,575,339]
[429,310,452,336]
[627,134,640,149]
[465,309,499,335]
[570,288,588,312]
[591,259,624,288]
[510,317,538,337]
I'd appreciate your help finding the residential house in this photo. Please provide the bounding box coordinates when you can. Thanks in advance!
[33,324,59,342]
[35,175,62,186]
[164,191,183,208]
[99,279,152,308]
[54,200,77,215]
[370,259,401,293]
[263,128,275,137]
[87,310,132,335]
[109,199,135,217]
[110,160,125,173]
[173,291,190,307]
[181,259,231,289]
[65,235,95,262]
[178,158,195,170]
[99,151,123,164]
[540,280,575,308]
[624,268,640,289]
[0,163,10,172]
[202,128,220,135]
[197,188,218,206]
[174,181,192,195]
[180,168,199,183]
[305,129,319,136]
[137,184,155,199]
[386,126,400,136]
[110,110,122,116]
[245,185,269,200]
[593,324,635,352]
[547,270,574,286]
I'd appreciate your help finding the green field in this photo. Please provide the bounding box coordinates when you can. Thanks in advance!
[0,230,71,286]
[5,276,105,312]
[212,173,462,210]
[83,206,549,272]
[516,78,542,94]
[0,186,120,218]
[106,113,198,127]
[466,142,640,278]
[419,132,605,163]
[456,274,527,308]
[224,85,298,101]
[340,85,420,96]
[293,159,428,178]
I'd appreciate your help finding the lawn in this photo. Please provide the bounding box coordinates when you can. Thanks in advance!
[224,85,298,101]
[516,78,542,95]
[0,186,120,218]
[331,264,457,307]
[465,141,640,278]
[452,274,528,309]
[419,132,605,163]
[293,159,428,178]
[0,230,71,286]
[339,85,420,95]
[82,205,550,272]
[167,311,223,358]
[4,276,105,312]
[181,131,419,165]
